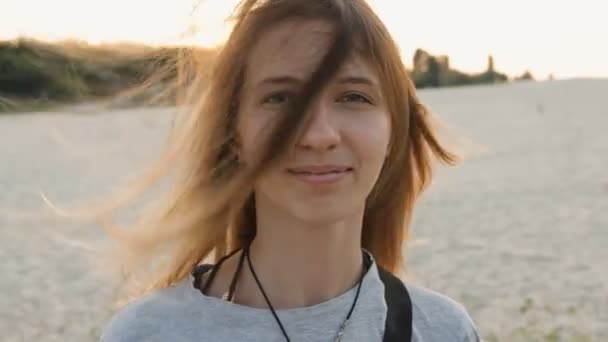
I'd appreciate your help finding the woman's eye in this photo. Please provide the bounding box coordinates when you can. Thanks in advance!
[337,93,372,104]
[262,92,292,105]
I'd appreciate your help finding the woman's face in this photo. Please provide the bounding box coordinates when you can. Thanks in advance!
[237,19,391,224]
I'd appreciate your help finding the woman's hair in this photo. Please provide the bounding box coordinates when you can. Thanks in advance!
[85,0,458,305]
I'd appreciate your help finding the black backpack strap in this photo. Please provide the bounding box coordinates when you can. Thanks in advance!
[192,248,243,295]
[378,267,413,342]
[192,264,214,292]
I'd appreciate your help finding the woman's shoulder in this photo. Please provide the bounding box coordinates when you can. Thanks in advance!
[404,282,480,341]
[99,280,196,342]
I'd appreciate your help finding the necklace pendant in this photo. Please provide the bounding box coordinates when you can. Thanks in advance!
[335,330,344,342]
[334,319,349,342]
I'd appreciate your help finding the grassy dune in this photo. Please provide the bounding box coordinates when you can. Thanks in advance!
[0,39,216,112]
[0,38,524,113]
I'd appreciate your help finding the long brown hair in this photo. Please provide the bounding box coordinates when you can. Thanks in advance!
[88,0,457,304]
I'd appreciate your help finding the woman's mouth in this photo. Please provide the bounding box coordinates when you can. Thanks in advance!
[286,165,353,184]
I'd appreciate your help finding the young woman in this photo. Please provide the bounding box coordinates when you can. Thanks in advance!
[99,0,479,341]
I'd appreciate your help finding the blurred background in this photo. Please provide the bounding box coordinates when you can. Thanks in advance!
[0,0,606,341]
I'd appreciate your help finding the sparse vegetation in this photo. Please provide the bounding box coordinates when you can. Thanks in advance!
[0,38,216,112]
[0,39,526,113]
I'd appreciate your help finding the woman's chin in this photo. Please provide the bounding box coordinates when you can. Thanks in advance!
[288,202,360,226]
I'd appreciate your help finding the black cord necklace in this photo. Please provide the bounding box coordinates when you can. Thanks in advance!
[243,244,368,342]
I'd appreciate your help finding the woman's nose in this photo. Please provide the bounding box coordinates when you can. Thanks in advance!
[296,103,340,151]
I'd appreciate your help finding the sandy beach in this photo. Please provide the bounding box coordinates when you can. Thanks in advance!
[1,79,606,341]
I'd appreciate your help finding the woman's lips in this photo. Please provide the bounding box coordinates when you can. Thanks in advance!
[286,165,353,184]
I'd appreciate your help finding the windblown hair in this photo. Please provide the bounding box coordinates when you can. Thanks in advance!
[89,0,458,305]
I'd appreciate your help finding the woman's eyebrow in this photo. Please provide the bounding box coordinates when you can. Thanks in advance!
[254,75,378,88]
[257,75,302,87]
[335,75,378,87]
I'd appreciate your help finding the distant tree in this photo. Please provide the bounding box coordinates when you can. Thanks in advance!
[515,71,535,81]
[413,48,429,74]
[487,55,495,72]
[436,55,450,71]
[426,57,441,87]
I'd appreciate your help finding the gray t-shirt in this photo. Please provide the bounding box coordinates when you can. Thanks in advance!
[100,262,479,341]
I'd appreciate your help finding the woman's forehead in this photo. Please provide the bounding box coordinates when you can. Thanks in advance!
[244,19,378,87]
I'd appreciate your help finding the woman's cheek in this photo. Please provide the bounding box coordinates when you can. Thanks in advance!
[238,109,276,163]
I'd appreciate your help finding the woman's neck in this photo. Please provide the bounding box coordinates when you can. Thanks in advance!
[244,215,364,309]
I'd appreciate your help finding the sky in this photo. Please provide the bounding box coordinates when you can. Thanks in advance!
[1,0,606,79]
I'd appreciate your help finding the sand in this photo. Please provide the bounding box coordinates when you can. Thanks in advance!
[1,79,606,341]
